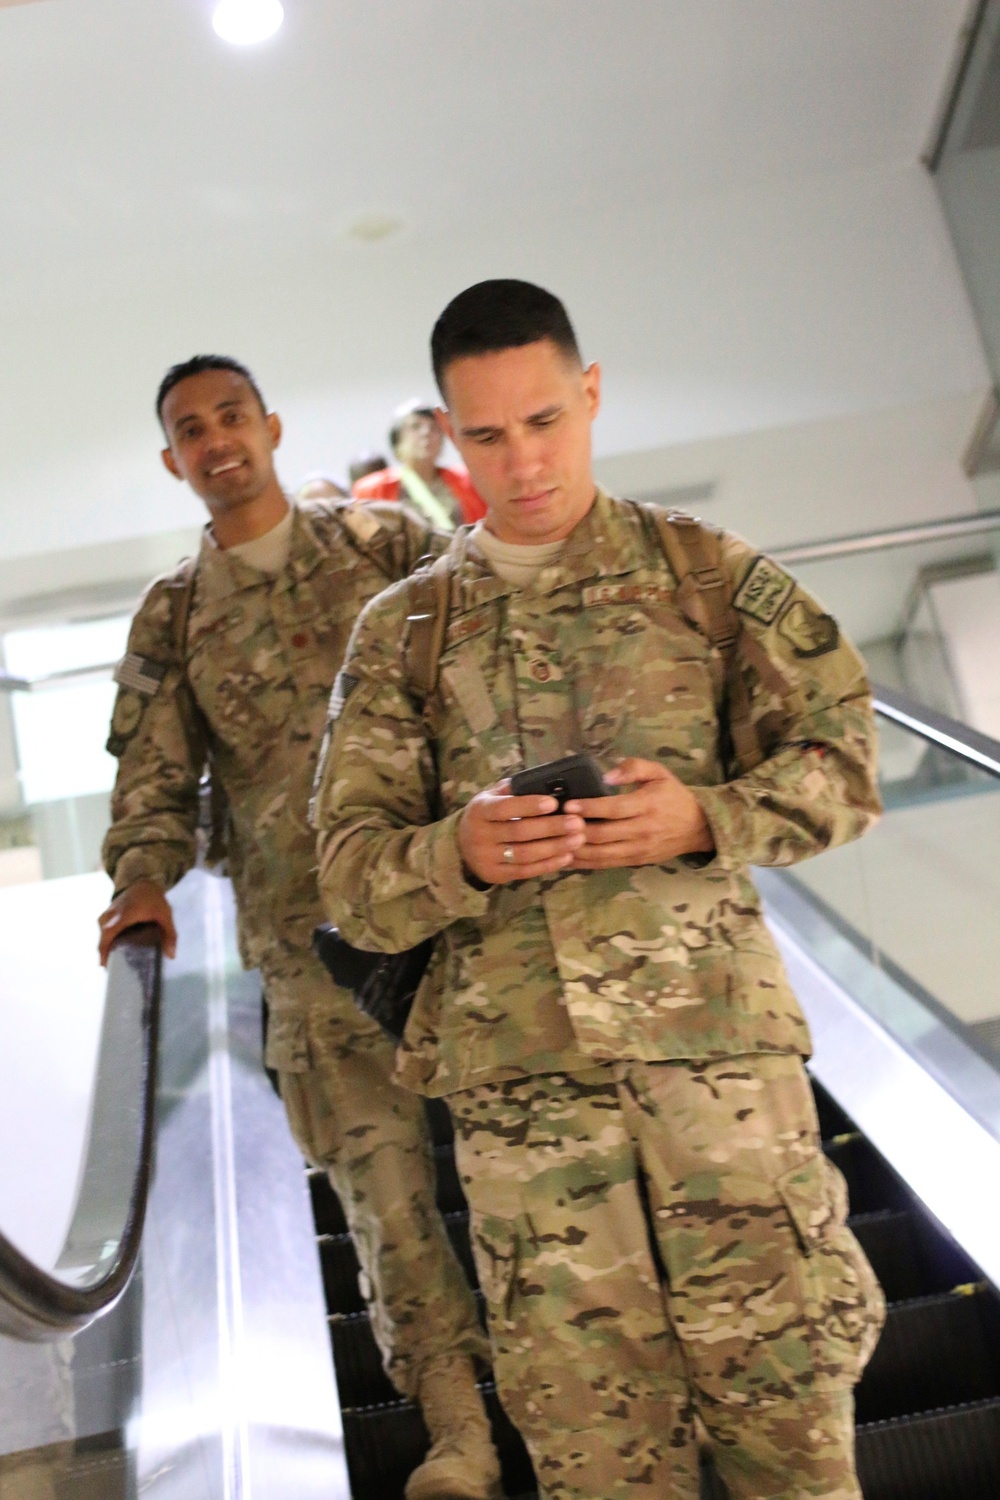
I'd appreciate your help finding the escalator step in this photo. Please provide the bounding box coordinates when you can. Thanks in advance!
[855,1286,1000,1424]
[308,1168,349,1236]
[849,1211,926,1304]
[433,1142,467,1216]
[823,1135,910,1216]
[856,1396,1000,1500]
[320,1233,367,1316]
[423,1096,455,1148]
[329,1311,401,1408]
[330,1295,491,1409]
[849,1209,980,1304]
[809,1077,854,1142]
[341,1383,535,1500]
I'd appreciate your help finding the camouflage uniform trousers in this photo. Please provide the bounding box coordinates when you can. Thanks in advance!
[269,950,489,1399]
[450,1053,886,1500]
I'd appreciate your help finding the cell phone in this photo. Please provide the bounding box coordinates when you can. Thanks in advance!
[510,753,609,808]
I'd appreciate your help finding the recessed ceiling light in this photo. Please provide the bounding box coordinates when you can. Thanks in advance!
[212,0,284,46]
[347,214,404,243]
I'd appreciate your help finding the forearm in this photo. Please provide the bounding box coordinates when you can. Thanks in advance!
[317,808,490,950]
[103,765,201,894]
[692,694,881,870]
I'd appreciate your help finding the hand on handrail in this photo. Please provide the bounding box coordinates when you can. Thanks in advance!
[98,880,176,967]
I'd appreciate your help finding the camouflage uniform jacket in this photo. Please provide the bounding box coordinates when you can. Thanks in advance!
[312,489,881,1096]
[103,498,438,989]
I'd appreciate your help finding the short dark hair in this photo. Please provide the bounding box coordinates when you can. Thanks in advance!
[349,452,390,485]
[431,280,582,394]
[156,355,266,427]
[388,405,436,454]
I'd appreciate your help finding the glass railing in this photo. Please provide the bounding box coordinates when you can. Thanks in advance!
[758,684,1000,1144]
[769,512,1000,733]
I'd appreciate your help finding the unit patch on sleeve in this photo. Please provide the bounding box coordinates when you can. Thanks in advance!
[732,556,795,625]
[113,653,168,697]
[777,600,840,658]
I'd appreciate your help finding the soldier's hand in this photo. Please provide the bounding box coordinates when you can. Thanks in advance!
[98,880,177,967]
[458,779,586,886]
[564,757,715,869]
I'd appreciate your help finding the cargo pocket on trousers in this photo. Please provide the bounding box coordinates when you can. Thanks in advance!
[777,1152,886,1387]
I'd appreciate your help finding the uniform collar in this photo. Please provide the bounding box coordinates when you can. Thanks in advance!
[195,500,327,600]
[452,487,644,604]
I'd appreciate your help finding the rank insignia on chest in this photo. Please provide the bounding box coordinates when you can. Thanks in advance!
[114,653,168,697]
[733,557,795,625]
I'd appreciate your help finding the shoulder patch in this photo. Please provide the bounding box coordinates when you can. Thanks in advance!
[733,556,795,625]
[114,653,168,697]
[341,506,383,545]
[778,600,839,658]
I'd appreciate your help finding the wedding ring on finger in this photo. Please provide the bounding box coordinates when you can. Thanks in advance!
[502,846,515,864]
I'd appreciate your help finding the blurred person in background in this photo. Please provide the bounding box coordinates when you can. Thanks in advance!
[352,399,485,529]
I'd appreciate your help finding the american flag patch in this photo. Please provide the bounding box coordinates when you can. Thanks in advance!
[114,653,168,697]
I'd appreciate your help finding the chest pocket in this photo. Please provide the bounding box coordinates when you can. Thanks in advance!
[572,599,722,772]
[188,606,296,753]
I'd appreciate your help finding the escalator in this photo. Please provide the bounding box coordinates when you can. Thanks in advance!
[1,685,998,1499]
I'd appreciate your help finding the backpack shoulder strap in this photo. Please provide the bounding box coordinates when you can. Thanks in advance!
[404,552,454,701]
[168,556,199,664]
[639,504,771,774]
[646,508,739,656]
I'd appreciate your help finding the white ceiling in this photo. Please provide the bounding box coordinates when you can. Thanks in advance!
[0,0,971,310]
[0,0,989,582]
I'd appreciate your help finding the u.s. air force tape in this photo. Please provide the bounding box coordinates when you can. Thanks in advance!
[114,653,168,697]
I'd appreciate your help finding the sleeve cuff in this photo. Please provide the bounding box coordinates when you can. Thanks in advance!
[110,851,177,895]
[687,784,752,872]
[421,809,493,919]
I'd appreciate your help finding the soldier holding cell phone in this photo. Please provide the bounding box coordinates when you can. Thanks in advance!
[312,280,886,1500]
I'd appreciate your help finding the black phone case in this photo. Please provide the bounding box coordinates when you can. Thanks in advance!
[510,753,608,807]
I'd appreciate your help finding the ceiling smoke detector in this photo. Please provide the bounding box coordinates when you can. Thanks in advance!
[212,0,284,46]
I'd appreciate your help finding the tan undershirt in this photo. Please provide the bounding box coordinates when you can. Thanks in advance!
[474,524,566,588]
[222,506,294,576]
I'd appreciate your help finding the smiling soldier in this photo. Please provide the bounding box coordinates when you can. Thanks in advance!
[98,355,500,1500]
[312,283,886,1500]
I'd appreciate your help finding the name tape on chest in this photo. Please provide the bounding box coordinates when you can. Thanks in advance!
[114,653,168,697]
[445,610,491,648]
[733,556,795,626]
[583,582,679,608]
[440,649,498,735]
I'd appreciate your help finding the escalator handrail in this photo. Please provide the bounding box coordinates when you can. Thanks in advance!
[873,682,1000,781]
[0,924,161,1341]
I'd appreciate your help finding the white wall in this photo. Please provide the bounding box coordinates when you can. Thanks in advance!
[0,160,989,568]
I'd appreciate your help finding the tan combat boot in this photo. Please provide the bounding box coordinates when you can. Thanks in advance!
[404,1356,503,1500]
